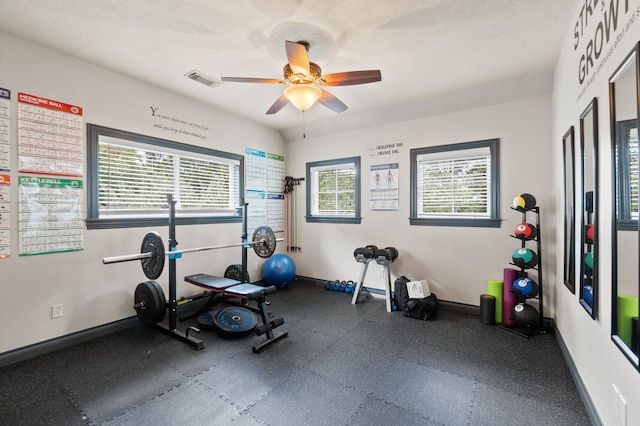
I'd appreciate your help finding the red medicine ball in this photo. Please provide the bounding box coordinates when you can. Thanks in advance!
[514,223,537,241]
[585,224,594,242]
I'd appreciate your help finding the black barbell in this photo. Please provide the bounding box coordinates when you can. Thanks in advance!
[103,226,282,279]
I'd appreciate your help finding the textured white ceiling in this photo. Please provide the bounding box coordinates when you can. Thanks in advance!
[0,0,577,139]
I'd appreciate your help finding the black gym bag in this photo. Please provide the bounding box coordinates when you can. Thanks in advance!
[404,294,438,321]
[394,276,411,311]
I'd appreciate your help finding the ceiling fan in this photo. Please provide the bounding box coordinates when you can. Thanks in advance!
[221,40,382,114]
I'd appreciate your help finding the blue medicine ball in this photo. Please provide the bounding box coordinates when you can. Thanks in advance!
[583,285,593,306]
[262,254,296,288]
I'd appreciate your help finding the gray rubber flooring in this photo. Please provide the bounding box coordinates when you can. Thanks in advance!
[0,279,593,425]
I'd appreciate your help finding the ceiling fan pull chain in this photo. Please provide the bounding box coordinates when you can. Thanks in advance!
[302,110,307,139]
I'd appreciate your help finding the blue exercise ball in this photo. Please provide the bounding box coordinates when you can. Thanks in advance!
[262,254,296,288]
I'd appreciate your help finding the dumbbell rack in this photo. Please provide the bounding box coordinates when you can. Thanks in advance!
[503,206,545,338]
[351,252,374,305]
[351,246,397,312]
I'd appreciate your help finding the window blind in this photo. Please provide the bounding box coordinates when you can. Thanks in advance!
[630,127,638,217]
[98,140,239,216]
[310,163,356,216]
[417,149,490,218]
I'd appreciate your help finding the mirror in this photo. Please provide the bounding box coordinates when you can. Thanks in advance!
[579,98,598,318]
[610,42,640,368]
[563,127,576,293]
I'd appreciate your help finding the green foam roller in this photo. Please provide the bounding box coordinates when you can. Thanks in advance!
[487,279,503,323]
[618,294,639,347]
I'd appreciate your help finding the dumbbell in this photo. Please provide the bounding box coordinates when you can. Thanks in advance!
[374,247,398,265]
[353,244,378,262]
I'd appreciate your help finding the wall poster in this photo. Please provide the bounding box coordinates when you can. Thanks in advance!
[244,148,285,233]
[0,88,10,171]
[17,93,83,177]
[0,174,10,258]
[18,176,83,256]
[370,163,399,211]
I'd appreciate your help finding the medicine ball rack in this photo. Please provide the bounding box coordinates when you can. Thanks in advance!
[103,194,286,351]
[504,205,545,338]
[351,245,398,312]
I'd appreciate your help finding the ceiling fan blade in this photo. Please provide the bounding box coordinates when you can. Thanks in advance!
[285,40,310,76]
[318,89,348,113]
[266,95,289,114]
[221,77,284,84]
[321,70,382,86]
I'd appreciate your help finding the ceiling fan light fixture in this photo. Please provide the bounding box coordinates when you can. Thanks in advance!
[284,84,322,111]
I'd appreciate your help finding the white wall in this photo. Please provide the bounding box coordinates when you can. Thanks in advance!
[285,95,555,310]
[553,0,640,424]
[0,33,285,352]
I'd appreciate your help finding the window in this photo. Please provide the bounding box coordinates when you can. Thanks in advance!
[86,124,243,229]
[410,138,500,227]
[616,119,638,230]
[306,156,361,224]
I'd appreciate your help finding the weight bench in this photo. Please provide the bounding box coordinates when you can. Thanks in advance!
[184,273,288,353]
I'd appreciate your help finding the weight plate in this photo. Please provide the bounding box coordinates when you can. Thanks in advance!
[134,281,166,326]
[197,310,220,331]
[252,226,276,258]
[224,264,251,283]
[140,232,165,279]
[212,306,258,338]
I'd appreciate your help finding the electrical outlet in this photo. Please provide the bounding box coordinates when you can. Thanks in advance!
[617,392,627,426]
[52,304,63,319]
[378,268,384,278]
[612,384,627,426]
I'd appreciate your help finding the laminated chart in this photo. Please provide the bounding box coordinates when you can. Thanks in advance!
[370,163,399,211]
[17,93,83,177]
[245,189,267,233]
[19,176,83,256]
[0,174,9,258]
[267,193,285,232]
[0,88,10,170]
[245,148,285,233]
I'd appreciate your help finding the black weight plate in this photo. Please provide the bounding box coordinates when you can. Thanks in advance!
[141,232,165,279]
[134,281,166,326]
[224,264,250,283]
[212,306,257,338]
[252,226,276,258]
[197,310,220,331]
